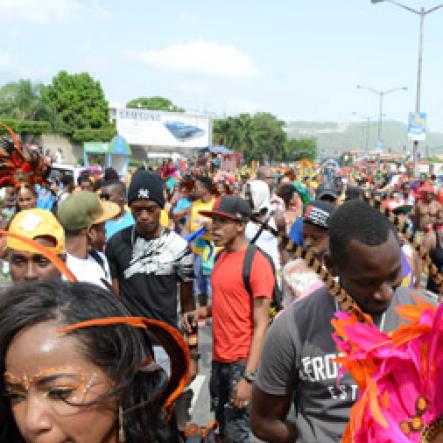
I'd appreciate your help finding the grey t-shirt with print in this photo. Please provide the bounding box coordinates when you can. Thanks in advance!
[255,286,432,443]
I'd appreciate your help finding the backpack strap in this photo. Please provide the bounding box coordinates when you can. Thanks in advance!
[242,243,257,298]
[242,243,282,311]
[90,249,105,271]
[250,211,274,244]
[89,249,113,292]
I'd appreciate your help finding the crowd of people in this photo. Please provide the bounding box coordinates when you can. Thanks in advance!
[1,150,443,443]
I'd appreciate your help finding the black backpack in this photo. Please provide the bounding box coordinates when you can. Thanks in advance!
[242,242,282,317]
[214,242,282,318]
[214,211,282,318]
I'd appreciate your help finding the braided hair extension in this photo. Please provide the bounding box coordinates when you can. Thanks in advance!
[246,196,441,323]
[362,191,443,298]
[250,214,370,322]
[287,240,369,323]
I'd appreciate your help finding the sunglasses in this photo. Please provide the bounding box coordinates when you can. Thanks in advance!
[100,193,111,200]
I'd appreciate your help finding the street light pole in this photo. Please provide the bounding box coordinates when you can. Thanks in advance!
[356,85,407,150]
[416,7,425,114]
[371,0,443,175]
[412,8,425,173]
[352,112,376,155]
[378,92,383,143]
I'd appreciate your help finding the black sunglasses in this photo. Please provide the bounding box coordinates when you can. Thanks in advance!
[100,193,111,200]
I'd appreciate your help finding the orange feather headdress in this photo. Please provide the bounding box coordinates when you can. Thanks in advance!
[333,298,443,443]
[0,123,51,188]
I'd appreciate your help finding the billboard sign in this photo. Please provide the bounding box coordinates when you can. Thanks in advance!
[113,108,211,148]
[408,112,427,141]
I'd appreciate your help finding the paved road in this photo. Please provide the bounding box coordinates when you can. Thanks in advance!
[187,322,263,442]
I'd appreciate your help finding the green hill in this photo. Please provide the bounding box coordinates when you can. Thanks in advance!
[285,120,443,157]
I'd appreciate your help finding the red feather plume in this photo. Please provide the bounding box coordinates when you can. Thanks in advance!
[0,123,51,188]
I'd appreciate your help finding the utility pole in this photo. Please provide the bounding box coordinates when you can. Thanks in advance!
[371,0,443,175]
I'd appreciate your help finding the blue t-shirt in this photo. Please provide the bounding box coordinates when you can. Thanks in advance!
[36,185,56,211]
[105,210,134,240]
[289,217,303,247]
[173,197,191,226]
[174,197,191,212]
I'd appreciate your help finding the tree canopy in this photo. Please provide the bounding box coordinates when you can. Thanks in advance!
[284,137,317,162]
[0,79,56,124]
[41,71,111,136]
[126,96,184,112]
[213,113,317,163]
[0,119,51,135]
[0,75,318,158]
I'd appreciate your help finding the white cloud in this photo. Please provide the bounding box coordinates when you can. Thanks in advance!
[0,51,16,69]
[129,40,258,79]
[225,99,266,114]
[0,0,109,24]
[179,11,198,25]
[174,81,209,95]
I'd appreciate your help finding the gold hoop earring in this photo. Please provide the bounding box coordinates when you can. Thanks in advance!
[119,405,125,443]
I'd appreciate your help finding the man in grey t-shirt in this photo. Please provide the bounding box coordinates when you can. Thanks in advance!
[250,200,434,443]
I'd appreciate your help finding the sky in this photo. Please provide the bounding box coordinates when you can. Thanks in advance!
[1,0,443,131]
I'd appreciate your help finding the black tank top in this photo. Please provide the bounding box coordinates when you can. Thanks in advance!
[427,232,443,293]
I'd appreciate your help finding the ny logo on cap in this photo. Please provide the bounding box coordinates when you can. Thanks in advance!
[138,188,149,199]
[18,213,42,232]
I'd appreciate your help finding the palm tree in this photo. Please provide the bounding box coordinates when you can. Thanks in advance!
[0,79,56,125]
[213,118,232,146]
[213,114,260,162]
[234,114,258,162]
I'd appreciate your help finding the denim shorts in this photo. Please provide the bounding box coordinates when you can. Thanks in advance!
[193,253,212,297]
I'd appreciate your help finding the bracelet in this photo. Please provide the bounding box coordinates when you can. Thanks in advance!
[242,371,256,383]
[190,352,201,361]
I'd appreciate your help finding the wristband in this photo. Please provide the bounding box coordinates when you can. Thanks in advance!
[190,352,201,361]
[242,371,256,383]
[184,314,199,351]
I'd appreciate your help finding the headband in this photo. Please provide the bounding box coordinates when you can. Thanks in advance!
[59,317,189,414]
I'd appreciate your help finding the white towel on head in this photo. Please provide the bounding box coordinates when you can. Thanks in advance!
[248,180,271,215]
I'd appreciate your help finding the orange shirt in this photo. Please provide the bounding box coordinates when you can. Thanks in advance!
[211,247,274,363]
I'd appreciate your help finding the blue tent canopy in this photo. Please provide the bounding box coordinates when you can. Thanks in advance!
[109,135,132,155]
[83,134,131,176]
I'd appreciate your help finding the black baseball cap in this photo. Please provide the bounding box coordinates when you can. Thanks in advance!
[199,196,251,222]
[316,183,339,201]
[303,200,336,229]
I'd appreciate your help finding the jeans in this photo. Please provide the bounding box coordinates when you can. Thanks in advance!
[193,253,212,297]
[210,360,250,443]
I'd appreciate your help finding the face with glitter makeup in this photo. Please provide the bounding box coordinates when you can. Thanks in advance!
[5,321,118,443]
